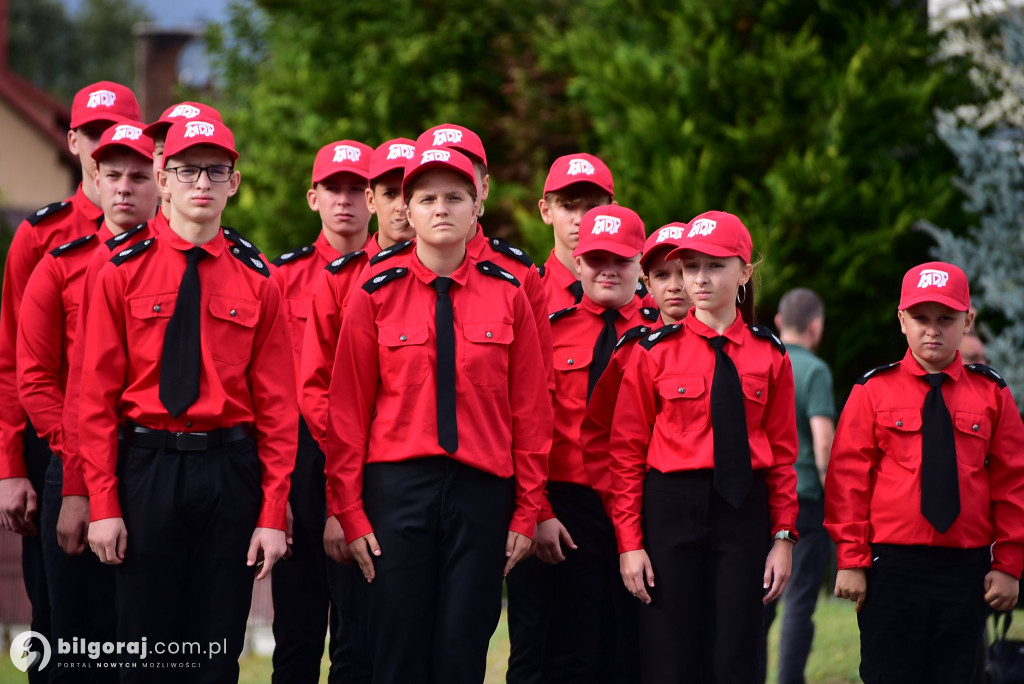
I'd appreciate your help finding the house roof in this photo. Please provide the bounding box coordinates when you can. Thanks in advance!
[0,67,75,166]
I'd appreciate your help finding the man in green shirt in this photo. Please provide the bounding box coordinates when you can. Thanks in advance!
[760,288,836,684]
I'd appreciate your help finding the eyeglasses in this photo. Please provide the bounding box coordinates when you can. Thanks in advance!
[164,165,235,183]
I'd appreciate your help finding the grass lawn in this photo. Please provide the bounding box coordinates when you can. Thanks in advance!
[2,594,1017,683]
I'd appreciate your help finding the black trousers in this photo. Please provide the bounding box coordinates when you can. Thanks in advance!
[506,482,639,684]
[41,454,117,682]
[639,469,770,684]
[271,419,371,684]
[858,544,990,684]
[115,436,262,684]
[362,457,515,684]
[22,422,53,684]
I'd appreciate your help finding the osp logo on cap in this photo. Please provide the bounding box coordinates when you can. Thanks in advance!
[421,149,451,164]
[592,216,621,235]
[432,129,463,146]
[112,124,143,141]
[86,90,117,109]
[657,225,685,243]
[168,104,202,119]
[917,269,949,289]
[333,145,363,163]
[10,631,51,673]
[567,158,596,176]
[184,121,217,138]
[387,143,415,160]
[688,218,717,238]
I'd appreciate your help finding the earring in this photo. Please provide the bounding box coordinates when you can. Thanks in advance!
[736,285,747,305]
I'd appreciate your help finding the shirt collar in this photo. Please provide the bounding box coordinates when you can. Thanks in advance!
[409,249,472,288]
[156,217,226,258]
[900,348,964,381]
[580,293,636,320]
[683,307,747,345]
[465,223,487,259]
[71,184,103,221]
[546,249,579,289]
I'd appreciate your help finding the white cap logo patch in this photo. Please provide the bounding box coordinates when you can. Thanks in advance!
[86,90,116,108]
[421,149,451,164]
[917,269,949,289]
[591,216,621,235]
[111,124,143,141]
[184,121,216,138]
[567,158,595,176]
[688,218,717,238]
[432,129,463,146]
[333,145,363,163]
[168,104,201,119]
[657,226,684,242]
[387,143,415,160]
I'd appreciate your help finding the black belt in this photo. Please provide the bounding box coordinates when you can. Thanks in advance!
[125,423,252,452]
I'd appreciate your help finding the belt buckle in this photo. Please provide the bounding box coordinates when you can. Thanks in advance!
[174,432,208,451]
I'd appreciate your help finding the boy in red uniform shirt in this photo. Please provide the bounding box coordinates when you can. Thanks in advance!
[80,119,296,682]
[270,139,374,683]
[507,205,654,684]
[17,121,157,678]
[826,261,1024,684]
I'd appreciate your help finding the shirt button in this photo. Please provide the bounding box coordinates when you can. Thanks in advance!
[896,420,903,428]
[153,304,161,312]
[486,331,493,338]
[232,247,240,254]
[186,422,193,428]
[678,387,685,394]
[756,390,762,398]
[973,424,980,432]
[230,309,237,317]
[399,335,408,342]
[567,359,574,366]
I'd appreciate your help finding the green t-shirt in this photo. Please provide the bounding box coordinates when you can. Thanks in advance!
[788,344,836,501]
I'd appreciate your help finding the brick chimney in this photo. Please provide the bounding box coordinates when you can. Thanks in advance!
[133,23,204,123]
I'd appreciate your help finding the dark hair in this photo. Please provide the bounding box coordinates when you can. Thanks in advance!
[777,287,825,333]
[543,184,612,206]
[370,168,403,192]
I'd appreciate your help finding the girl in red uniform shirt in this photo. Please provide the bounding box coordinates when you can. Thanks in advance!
[609,211,798,684]
[325,143,551,684]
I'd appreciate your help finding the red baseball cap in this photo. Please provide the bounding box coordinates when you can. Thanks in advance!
[402,145,478,201]
[543,153,614,196]
[369,138,417,182]
[572,205,645,258]
[162,119,238,166]
[666,210,752,264]
[417,124,487,169]
[70,81,141,129]
[311,140,373,185]
[91,121,155,161]
[899,261,971,311]
[143,102,223,140]
[640,222,689,269]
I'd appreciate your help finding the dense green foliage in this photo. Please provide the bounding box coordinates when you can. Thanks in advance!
[208,0,978,390]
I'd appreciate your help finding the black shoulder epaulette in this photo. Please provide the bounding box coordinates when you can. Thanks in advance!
[362,266,409,294]
[224,228,270,277]
[855,362,900,386]
[50,233,96,258]
[965,363,1008,389]
[105,222,148,249]
[111,238,155,266]
[476,260,521,287]
[640,307,659,322]
[748,324,786,355]
[325,250,366,275]
[549,305,577,322]
[369,240,413,266]
[537,263,546,278]
[639,323,682,350]
[273,244,315,267]
[25,200,71,226]
[487,236,534,268]
[616,324,653,350]
[636,280,649,298]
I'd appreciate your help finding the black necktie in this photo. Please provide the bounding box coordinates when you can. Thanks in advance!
[433,277,458,454]
[568,280,584,305]
[159,247,206,418]
[921,373,960,533]
[708,336,752,507]
[587,309,619,403]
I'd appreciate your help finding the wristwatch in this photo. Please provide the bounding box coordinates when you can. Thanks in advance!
[774,530,798,543]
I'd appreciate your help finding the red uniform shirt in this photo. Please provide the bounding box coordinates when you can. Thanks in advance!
[609,311,798,553]
[16,223,115,463]
[78,219,298,530]
[580,318,663,515]
[59,218,159,496]
[540,250,581,315]
[296,236,377,449]
[0,186,102,479]
[326,253,552,543]
[825,350,1024,577]
[543,298,655,521]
